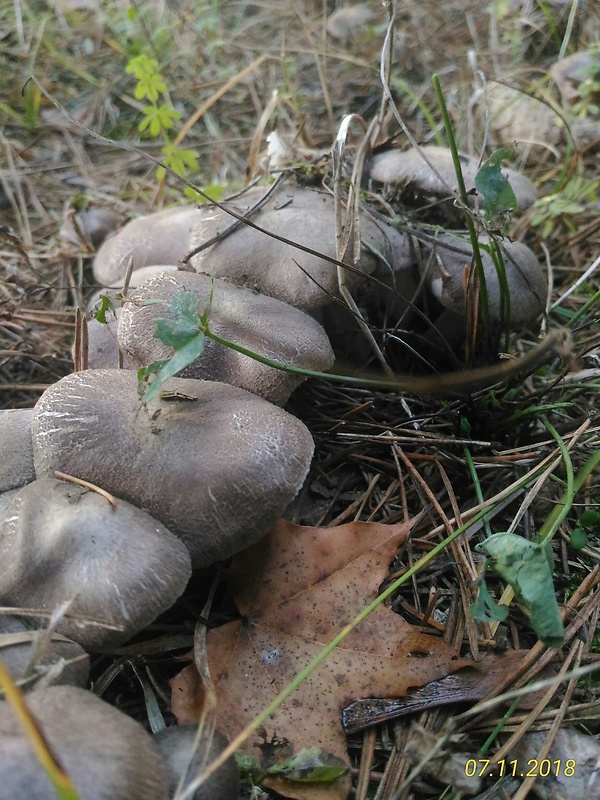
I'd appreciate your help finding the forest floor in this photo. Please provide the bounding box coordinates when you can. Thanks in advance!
[1,1,600,799]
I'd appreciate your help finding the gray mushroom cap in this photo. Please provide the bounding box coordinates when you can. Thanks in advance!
[417,233,547,326]
[94,206,201,286]
[187,184,397,312]
[118,272,335,405]
[0,478,192,651]
[0,685,169,799]
[86,265,178,370]
[31,370,315,567]
[0,409,35,492]
[154,726,241,800]
[0,615,90,689]
[366,144,537,210]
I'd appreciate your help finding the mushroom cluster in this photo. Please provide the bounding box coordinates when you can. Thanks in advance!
[1,158,548,796]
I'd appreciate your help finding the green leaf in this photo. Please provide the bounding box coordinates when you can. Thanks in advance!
[570,528,588,550]
[152,292,203,348]
[470,579,509,623]
[474,149,518,221]
[162,144,198,176]
[234,750,263,779]
[93,294,116,324]
[126,54,159,80]
[134,73,167,104]
[476,532,564,648]
[139,335,205,403]
[578,510,600,529]
[266,747,348,783]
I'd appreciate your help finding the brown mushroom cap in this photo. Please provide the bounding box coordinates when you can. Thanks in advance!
[154,726,241,800]
[417,233,547,326]
[0,685,169,799]
[93,206,200,286]
[0,615,89,689]
[118,272,335,405]
[187,184,396,312]
[0,409,35,492]
[31,370,314,567]
[366,144,537,210]
[0,478,192,650]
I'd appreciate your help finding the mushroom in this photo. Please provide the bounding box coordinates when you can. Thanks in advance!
[187,184,402,313]
[60,207,121,250]
[31,370,315,568]
[0,685,169,799]
[118,271,335,405]
[86,265,178,370]
[94,206,201,286]
[416,232,547,328]
[365,144,537,211]
[326,5,375,40]
[0,478,192,651]
[481,82,563,153]
[0,409,35,492]
[549,50,599,108]
[154,726,240,800]
[0,614,89,689]
[93,182,411,315]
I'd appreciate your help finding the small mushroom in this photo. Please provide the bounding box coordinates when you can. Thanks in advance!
[31,370,315,567]
[60,207,121,250]
[118,272,335,405]
[366,144,537,210]
[326,5,375,40]
[94,206,201,286]
[417,232,547,327]
[154,726,241,800]
[0,615,89,689]
[550,50,599,108]
[0,409,35,492]
[0,685,169,799]
[481,82,563,153]
[0,478,192,650]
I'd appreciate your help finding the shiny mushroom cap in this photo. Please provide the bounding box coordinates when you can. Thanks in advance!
[118,271,335,405]
[0,478,191,651]
[31,370,315,568]
[0,685,169,799]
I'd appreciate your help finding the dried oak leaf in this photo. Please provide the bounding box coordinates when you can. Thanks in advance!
[188,519,474,795]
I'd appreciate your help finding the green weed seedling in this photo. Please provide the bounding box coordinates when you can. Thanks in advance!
[570,509,600,550]
[126,53,198,191]
[476,532,564,648]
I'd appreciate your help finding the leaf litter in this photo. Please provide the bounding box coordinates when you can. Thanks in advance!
[171,517,526,798]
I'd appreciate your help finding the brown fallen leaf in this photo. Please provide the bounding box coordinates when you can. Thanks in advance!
[172,518,478,797]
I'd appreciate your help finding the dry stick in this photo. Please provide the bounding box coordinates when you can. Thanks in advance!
[54,470,117,508]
